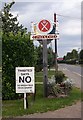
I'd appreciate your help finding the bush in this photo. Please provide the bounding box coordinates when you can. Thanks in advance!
[47,71,66,96]
[2,32,36,100]
[79,59,83,64]
[35,65,43,72]
[65,59,76,64]
[47,73,72,97]
[55,71,66,84]
[57,60,65,64]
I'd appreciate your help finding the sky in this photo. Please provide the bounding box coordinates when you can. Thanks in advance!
[1,0,82,57]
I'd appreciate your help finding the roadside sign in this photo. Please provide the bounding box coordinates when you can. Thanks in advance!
[37,19,53,34]
[16,67,35,93]
[30,19,59,40]
[31,34,58,40]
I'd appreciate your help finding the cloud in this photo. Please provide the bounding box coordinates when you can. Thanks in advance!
[2,0,82,57]
[50,39,81,57]
[3,0,82,3]
[60,20,81,36]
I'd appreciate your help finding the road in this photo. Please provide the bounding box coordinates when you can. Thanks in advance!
[58,64,82,89]
[58,64,81,76]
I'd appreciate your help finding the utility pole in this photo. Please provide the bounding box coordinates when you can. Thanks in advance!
[54,13,58,73]
[78,48,80,64]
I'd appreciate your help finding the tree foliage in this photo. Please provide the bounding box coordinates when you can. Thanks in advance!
[2,2,37,100]
[63,49,78,64]
[79,49,83,64]
[35,45,43,72]
[64,49,78,61]
[79,50,83,60]
[35,45,55,72]
[2,32,36,100]
[48,47,55,67]
[1,2,27,35]
[71,49,78,59]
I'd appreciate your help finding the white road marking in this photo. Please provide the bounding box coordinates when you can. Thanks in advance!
[62,68,70,71]
[73,72,83,77]
[51,66,83,78]
[60,66,83,77]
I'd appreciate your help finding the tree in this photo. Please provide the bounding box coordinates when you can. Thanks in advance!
[1,2,27,35]
[79,49,83,64]
[79,50,83,60]
[63,49,78,64]
[2,2,37,100]
[71,49,78,59]
[35,46,55,72]
[64,49,78,60]
[35,45,43,72]
[64,52,72,60]
[48,47,55,68]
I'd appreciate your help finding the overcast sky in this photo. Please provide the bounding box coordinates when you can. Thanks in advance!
[2,0,82,57]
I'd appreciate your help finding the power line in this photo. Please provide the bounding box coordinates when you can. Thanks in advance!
[56,13,81,20]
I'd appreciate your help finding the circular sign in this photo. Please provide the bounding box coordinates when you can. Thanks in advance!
[37,19,53,34]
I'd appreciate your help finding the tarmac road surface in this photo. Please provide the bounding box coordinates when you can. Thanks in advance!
[58,64,82,89]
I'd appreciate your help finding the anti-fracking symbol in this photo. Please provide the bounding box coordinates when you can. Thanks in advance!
[38,19,53,34]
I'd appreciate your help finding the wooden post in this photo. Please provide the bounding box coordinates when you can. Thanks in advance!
[24,93,27,109]
[43,40,48,97]
[54,13,58,72]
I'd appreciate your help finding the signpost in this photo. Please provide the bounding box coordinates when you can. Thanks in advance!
[16,67,35,109]
[37,19,53,97]
[43,40,48,97]
[31,19,58,40]
[30,15,59,97]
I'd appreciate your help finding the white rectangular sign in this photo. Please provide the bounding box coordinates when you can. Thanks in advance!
[16,67,35,93]
[30,34,59,40]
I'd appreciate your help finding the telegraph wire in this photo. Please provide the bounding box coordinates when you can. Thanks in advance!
[56,13,81,20]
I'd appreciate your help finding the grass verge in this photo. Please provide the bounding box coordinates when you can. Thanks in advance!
[2,86,81,118]
[35,70,55,82]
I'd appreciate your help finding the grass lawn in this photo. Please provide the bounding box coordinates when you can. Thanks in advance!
[35,70,55,82]
[2,71,81,118]
[2,87,81,118]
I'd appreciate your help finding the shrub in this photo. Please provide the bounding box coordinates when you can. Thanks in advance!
[47,76,72,97]
[65,59,76,64]
[2,33,36,100]
[55,71,66,84]
[47,71,66,96]
[79,59,83,64]
[35,64,43,72]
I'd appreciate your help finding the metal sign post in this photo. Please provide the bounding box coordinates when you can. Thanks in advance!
[43,40,48,97]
